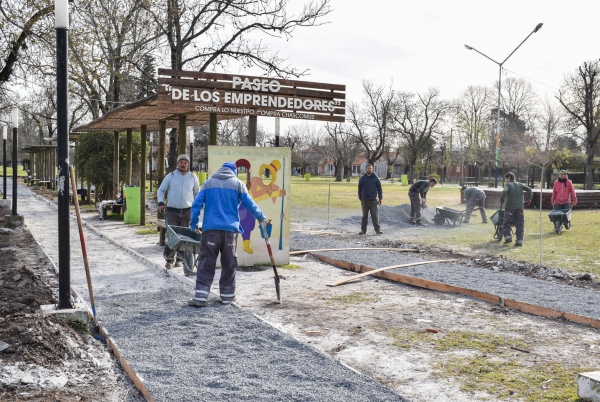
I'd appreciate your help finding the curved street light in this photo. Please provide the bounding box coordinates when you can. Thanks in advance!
[464,23,543,188]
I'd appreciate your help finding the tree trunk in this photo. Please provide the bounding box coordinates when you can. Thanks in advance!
[334,161,342,182]
[585,148,595,190]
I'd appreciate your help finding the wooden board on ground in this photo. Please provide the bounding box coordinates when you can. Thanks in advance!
[290,247,419,256]
[325,259,457,287]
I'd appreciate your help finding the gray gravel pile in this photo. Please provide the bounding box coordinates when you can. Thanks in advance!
[97,284,408,402]
[313,249,600,321]
[338,204,439,229]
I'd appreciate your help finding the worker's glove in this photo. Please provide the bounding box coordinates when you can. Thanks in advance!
[259,218,268,225]
[378,199,382,205]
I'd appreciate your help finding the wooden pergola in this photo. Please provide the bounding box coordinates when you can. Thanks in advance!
[20,145,57,189]
[71,70,346,226]
[71,94,239,226]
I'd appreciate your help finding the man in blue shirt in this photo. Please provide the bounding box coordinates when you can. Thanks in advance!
[358,164,383,235]
[188,162,266,307]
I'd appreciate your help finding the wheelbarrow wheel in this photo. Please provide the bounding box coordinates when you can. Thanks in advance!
[183,252,196,276]
[433,214,445,225]
[565,221,570,230]
[495,225,503,241]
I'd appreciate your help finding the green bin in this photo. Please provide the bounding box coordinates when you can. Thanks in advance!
[123,186,140,224]
[304,173,310,182]
[198,172,207,185]
[401,174,408,185]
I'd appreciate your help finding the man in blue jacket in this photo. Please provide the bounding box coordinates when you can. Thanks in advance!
[188,162,267,307]
[358,164,383,235]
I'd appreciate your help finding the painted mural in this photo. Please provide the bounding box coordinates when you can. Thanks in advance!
[207,146,291,266]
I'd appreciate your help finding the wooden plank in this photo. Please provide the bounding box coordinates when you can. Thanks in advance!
[157,91,346,113]
[290,247,419,255]
[311,253,600,330]
[100,325,156,402]
[159,77,346,100]
[326,259,457,287]
[157,102,346,122]
[158,69,346,91]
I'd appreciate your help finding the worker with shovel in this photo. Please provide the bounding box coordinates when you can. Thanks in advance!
[408,177,437,226]
[188,162,267,307]
[461,186,488,224]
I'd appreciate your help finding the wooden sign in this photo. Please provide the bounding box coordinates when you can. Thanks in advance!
[158,69,345,122]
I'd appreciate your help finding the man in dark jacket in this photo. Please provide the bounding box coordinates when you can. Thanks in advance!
[188,162,266,307]
[408,178,437,226]
[462,186,488,224]
[499,172,532,247]
[358,164,383,235]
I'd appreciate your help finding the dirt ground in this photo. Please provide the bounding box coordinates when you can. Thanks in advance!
[0,205,143,402]
[236,254,600,402]
[25,185,600,401]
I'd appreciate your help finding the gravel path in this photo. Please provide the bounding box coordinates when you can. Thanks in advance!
[98,285,407,402]
[10,180,407,402]
[292,232,600,321]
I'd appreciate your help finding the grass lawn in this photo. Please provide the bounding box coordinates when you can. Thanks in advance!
[290,176,600,275]
[1,166,28,177]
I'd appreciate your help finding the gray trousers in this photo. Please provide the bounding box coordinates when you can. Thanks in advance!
[464,193,488,222]
[408,191,422,221]
[165,209,191,261]
[361,199,380,232]
[503,208,524,241]
[194,230,239,299]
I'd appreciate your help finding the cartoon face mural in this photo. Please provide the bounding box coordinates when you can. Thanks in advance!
[208,146,291,266]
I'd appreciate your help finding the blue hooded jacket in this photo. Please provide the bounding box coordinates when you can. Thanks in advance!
[190,163,266,233]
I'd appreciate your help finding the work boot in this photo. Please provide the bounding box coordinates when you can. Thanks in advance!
[482,221,488,224]
[409,220,416,225]
[504,236,513,244]
[515,240,523,247]
[220,295,236,305]
[187,297,207,307]
[375,230,383,235]
[165,261,173,270]
[416,221,427,227]
[174,259,183,268]
[358,231,366,235]
[462,220,470,224]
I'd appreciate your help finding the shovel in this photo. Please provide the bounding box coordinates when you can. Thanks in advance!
[260,220,282,304]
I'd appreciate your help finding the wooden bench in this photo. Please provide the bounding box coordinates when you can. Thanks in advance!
[97,202,123,219]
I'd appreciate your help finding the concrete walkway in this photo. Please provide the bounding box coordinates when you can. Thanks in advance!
[6,180,407,402]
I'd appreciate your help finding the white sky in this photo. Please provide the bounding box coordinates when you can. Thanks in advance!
[256,0,600,133]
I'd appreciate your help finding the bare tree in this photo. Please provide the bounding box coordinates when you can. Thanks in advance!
[393,87,449,182]
[347,80,395,167]
[286,122,321,175]
[150,0,331,164]
[69,0,159,118]
[0,1,54,89]
[324,123,359,181]
[557,59,600,190]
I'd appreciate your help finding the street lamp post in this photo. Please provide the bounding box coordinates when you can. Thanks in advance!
[11,107,18,215]
[2,125,6,200]
[55,0,72,309]
[275,117,280,147]
[465,23,543,188]
[149,132,153,192]
[189,130,194,172]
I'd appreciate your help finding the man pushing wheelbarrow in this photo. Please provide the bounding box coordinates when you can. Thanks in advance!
[498,172,532,247]
[550,170,577,233]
